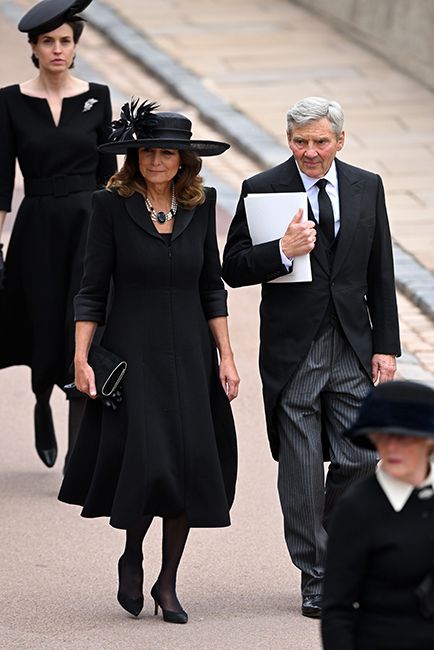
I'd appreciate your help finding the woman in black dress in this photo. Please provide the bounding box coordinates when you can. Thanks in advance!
[58,100,239,623]
[0,0,116,468]
[322,380,434,650]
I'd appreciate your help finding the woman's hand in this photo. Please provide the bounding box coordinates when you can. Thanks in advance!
[207,316,239,400]
[74,320,98,397]
[74,360,98,398]
[219,356,240,401]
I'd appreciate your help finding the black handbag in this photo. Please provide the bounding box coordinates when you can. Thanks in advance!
[88,343,127,397]
[64,343,127,409]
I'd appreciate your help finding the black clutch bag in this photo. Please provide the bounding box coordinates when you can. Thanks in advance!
[64,343,127,409]
[88,343,127,397]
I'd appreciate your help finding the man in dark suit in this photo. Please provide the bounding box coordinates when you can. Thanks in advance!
[222,97,400,618]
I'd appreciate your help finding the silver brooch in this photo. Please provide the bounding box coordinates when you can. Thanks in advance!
[83,98,99,113]
[417,487,434,500]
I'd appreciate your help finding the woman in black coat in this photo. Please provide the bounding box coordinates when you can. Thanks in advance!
[58,100,239,624]
[0,0,116,468]
[322,380,434,650]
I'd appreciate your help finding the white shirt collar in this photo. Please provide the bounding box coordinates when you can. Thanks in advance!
[295,160,338,192]
[376,460,434,511]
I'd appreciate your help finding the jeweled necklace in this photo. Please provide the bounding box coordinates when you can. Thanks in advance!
[145,185,178,224]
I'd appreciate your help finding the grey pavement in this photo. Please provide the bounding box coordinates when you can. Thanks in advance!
[0,2,434,649]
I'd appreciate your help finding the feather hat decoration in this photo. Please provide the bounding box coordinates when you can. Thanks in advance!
[99,97,230,156]
[109,98,160,143]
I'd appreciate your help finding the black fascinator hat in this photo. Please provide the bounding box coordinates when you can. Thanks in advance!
[99,98,230,157]
[346,380,434,450]
[18,0,92,35]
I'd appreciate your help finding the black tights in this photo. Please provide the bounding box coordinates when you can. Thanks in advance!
[120,513,190,612]
[157,513,189,611]
[34,388,85,467]
[34,387,56,450]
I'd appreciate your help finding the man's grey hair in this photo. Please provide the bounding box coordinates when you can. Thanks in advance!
[286,97,344,137]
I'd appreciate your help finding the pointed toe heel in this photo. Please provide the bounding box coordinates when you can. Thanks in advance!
[117,591,144,617]
[151,584,188,624]
[117,556,144,617]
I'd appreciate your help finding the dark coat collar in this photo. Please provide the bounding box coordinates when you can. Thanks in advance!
[332,159,364,278]
[125,191,195,242]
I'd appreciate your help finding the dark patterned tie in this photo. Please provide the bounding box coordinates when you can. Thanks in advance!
[316,179,335,242]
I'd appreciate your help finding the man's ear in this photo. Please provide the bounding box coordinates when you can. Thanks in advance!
[336,131,345,151]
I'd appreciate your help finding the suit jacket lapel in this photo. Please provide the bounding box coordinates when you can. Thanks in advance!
[332,160,364,277]
[271,157,328,273]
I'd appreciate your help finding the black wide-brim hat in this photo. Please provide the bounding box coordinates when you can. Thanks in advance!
[98,99,230,157]
[346,380,434,450]
[18,0,92,34]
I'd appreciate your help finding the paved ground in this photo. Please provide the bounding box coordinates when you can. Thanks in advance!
[0,1,434,648]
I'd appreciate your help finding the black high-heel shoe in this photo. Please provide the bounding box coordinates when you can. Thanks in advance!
[151,583,188,624]
[117,556,144,617]
[34,400,57,468]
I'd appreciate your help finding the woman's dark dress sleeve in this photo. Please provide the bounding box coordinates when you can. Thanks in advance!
[95,86,116,187]
[0,88,17,212]
[74,190,115,324]
[199,187,228,319]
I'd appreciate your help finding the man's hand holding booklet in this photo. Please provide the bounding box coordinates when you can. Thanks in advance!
[244,192,313,283]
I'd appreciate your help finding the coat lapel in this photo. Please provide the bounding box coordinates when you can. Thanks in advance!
[332,160,364,277]
[271,158,328,273]
[171,205,195,241]
[125,191,161,239]
[124,192,195,242]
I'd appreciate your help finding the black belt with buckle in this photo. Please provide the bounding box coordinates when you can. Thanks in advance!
[24,174,96,197]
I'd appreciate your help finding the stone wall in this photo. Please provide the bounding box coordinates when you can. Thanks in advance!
[290,0,434,91]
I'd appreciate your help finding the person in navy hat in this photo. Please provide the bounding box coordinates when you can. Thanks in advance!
[0,0,116,469]
[322,380,434,649]
[59,100,239,623]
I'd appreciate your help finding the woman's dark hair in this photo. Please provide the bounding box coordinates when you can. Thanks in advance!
[107,149,206,209]
[28,17,84,69]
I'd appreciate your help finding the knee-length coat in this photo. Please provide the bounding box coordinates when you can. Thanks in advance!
[322,474,434,649]
[58,187,237,529]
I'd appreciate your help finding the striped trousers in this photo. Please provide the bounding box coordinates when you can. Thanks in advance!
[275,326,377,596]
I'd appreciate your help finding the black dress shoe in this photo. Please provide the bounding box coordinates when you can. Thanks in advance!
[151,583,188,624]
[117,556,144,617]
[301,594,322,618]
[34,401,57,468]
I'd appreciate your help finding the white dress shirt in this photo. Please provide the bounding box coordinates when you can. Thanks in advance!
[280,160,340,268]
